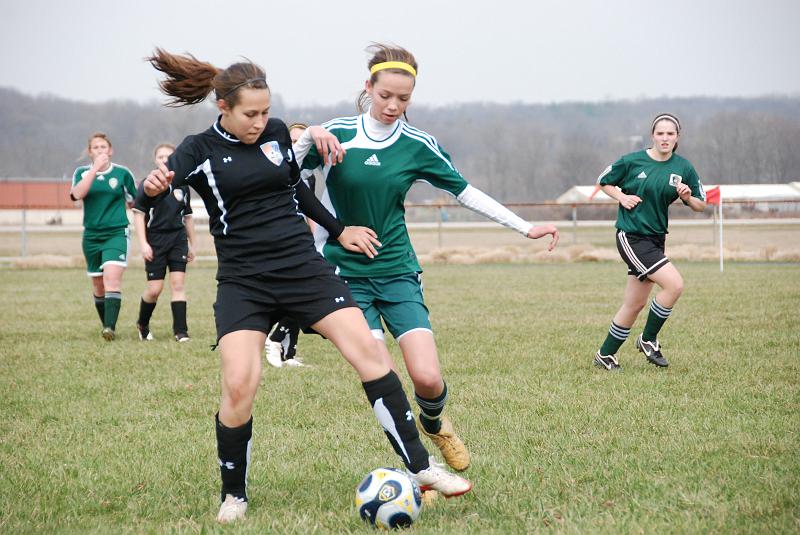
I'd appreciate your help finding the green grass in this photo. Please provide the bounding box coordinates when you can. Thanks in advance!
[1,263,798,534]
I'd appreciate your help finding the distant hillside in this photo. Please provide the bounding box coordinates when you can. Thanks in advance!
[2,87,798,201]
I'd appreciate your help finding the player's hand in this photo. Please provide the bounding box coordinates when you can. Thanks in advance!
[676,183,691,202]
[91,153,110,172]
[140,243,154,262]
[308,125,346,166]
[338,226,381,259]
[187,245,196,263]
[619,194,642,210]
[143,162,174,197]
[527,224,559,251]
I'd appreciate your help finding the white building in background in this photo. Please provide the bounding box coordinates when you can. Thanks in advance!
[556,182,800,213]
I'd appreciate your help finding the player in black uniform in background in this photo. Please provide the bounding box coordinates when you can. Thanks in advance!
[133,143,197,342]
[139,49,472,524]
[265,122,315,367]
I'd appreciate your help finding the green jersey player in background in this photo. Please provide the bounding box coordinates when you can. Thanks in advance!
[295,43,559,474]
[593,113,707,371]
[70,132,137,341]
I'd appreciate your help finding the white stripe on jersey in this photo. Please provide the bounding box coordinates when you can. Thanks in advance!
[597,165,613,184]
[400,124,456,171]
[322,116,358,130]
[191,159,230,235]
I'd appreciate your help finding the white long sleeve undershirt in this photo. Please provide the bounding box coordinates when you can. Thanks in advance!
[455,185,533,236]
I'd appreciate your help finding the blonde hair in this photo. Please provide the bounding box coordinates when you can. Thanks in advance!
[153,143,176,157]
[357,43,418,114]
[87,132,112,149]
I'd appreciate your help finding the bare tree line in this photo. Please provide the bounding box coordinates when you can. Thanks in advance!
[1,87,798,201]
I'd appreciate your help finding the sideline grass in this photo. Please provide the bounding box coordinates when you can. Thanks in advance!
[1,263,798,533]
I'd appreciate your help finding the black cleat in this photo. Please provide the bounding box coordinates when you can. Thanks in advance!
[137,323,154,341]
[594,351,620,370]
[635,335,669,367]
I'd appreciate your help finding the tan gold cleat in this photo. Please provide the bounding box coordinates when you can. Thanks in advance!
[418,417,470,471]
[421,489,440,507]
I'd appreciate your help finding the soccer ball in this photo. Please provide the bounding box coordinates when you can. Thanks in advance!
[355,467,422,529]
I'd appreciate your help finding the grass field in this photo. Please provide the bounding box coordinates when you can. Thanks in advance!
[1,262,798,533]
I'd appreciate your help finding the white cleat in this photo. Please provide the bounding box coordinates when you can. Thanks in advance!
[216,494,247,524]
[283,357,307,367]
[409,456,473,498]
[265,341,283,368]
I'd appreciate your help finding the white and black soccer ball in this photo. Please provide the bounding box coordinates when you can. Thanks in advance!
[355,467,422,529]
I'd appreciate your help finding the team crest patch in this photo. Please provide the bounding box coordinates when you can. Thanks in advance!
[669,174,683,187]
[108,177,118,189]
[173,189,185,202]
[260,141,284,166]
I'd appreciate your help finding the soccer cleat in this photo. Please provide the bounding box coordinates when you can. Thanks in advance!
[137,323,154,341]
[216,494,247,524]
[635,334,669,367]
[417,417,470,471]
[421,489,440,507]
[282,357,307,367]
[174,333,191,343]
[101,327,115,341]
[265,340,284,368]
[594,351,620,370]
[409,456,473,498]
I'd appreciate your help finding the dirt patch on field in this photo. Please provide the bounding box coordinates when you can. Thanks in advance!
[418,244,800,265]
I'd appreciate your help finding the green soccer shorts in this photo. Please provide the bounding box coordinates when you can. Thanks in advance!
[82,227,130,276]
[344,272,432,340]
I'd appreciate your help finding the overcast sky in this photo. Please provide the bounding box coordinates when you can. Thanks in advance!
[3,0,799,108]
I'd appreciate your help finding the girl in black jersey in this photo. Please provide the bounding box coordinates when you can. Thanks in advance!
[138,49,472,524]
[133,143,197,342]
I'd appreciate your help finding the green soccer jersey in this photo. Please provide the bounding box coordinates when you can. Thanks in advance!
[303,114,469,277]
[598,150,705,235]
[72,163,136,233]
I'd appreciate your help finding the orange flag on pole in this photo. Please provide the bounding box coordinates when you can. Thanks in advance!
[706,186,721,205]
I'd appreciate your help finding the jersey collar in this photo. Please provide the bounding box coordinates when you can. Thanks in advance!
[362,110,400,142]
[213,116,241,143]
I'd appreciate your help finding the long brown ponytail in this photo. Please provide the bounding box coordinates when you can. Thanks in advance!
[146,48,269,108]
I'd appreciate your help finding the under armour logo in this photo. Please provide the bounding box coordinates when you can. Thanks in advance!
[219,459,235,470]
[223,156,232,163]
[405,410,413,421]
[334,296,345,303]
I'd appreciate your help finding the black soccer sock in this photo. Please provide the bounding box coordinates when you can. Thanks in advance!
[104,291,122,330]
[415,383,448,435]
[215,413,252,502]
[138,298,157,327]
[599,321,631,356]
[171,300,188,334]
[93,294,105,325]
[270,318,299,359]
[362,370,429,473]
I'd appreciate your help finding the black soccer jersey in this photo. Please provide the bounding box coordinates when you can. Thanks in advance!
[133,185,192,233]
[135,117,343,279]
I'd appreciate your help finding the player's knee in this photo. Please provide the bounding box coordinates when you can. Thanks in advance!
[411,370,442,392]
[223,378,257,409]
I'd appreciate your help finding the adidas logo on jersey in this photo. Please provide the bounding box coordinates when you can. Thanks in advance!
[364,154,381,166]
[637,171,648,179]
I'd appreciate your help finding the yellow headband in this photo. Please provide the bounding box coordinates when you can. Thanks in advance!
[370,61,417,77]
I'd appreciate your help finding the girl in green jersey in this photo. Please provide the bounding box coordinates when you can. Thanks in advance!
[593,113,707,370]
[295,44,559,472]
[70,132,136,341]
